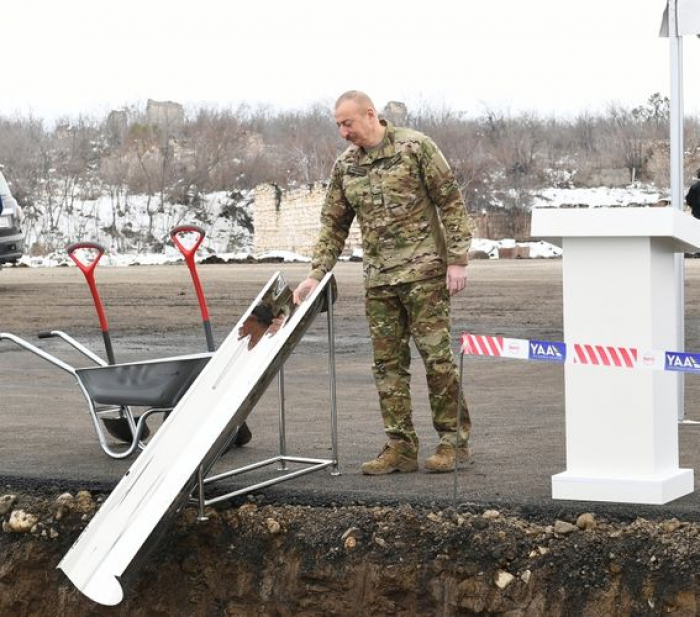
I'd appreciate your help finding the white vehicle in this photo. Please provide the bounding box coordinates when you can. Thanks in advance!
[0,170,23,263]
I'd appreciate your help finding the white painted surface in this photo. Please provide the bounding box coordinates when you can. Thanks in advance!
[532,207,700,504]
[532,206,700,251]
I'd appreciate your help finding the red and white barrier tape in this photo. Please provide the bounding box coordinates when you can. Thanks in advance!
[459,333,697,374]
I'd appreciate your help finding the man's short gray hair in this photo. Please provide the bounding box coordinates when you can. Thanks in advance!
[335,90,376,112]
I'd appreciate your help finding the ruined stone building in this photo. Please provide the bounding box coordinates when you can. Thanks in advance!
[106,110,128,146]
[146,99,185,135]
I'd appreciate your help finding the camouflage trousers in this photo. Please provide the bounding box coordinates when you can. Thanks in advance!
[365,276,470,449]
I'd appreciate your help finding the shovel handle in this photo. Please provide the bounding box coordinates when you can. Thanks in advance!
[66,241,106,276]
[170,225,205,260]
[66,241,115,364]
[170,225,214,351]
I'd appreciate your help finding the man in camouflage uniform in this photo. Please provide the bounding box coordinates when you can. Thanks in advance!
[293,91,473,474]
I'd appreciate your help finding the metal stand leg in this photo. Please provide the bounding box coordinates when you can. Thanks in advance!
[197,466,208,521]
[327,282,340,475]
[277,368,287,471]
[190,273,342,513]
[453,351,464,509]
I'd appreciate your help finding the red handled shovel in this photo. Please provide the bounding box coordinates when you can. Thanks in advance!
[67,242,116,365]
[66,242,150,442]
[170,225,215,352]
[170,225,251,446]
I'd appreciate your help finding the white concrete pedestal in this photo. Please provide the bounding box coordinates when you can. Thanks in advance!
[531,207,700,504]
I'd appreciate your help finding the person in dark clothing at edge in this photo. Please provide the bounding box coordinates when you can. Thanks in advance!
[293,90,474,474]
[686,168,700,220]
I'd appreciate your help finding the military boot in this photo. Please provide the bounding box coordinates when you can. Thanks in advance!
[361,440,418,475]
[424,443,468,473]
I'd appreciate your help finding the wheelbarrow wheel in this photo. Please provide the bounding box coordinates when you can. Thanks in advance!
[103,417,151,443]
[232,421,252,447]
[223,422,252,452]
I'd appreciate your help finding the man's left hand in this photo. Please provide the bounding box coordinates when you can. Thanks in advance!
[446,264,468,296]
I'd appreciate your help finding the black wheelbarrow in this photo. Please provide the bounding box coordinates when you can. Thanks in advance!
[0,225,255,458]
[0,330,213,458]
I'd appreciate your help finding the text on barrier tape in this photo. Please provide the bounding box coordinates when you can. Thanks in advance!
[459,333,700,374]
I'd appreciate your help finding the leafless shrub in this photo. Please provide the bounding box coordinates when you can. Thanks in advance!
[1,92,699,252]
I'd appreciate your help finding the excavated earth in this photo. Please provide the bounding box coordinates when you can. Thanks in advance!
[3,488,700,616]
[3,259,700,616]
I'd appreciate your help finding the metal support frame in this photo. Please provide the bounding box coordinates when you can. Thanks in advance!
[453,351,465,508]
[194,281,340,518]
[668,1,687,420]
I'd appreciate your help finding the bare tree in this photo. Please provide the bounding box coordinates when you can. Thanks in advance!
[602,104,654,182]
[6,92,700,255]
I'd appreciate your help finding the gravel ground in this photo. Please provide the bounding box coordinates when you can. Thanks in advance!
[1,258,700,517]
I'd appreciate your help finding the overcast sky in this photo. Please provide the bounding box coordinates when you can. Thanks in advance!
[3,0,696,123]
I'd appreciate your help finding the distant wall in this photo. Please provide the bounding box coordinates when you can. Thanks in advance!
[576,167,631,187]
[253,183,532,257]
[253,184,361,257]
[472,209,531,241]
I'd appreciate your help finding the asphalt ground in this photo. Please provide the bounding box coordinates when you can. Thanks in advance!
[2,260,700,521]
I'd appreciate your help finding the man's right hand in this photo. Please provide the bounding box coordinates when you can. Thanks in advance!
[293,278,320,304]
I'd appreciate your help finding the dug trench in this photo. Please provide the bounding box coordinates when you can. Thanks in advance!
[2,486,700,616]
[5,261,700,615]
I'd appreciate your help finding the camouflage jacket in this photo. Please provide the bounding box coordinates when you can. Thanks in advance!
[309,121,473,288]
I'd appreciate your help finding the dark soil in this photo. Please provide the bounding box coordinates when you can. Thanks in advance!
[2,486,700,616]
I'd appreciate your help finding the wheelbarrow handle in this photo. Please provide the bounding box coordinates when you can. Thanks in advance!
[170,225,206,260]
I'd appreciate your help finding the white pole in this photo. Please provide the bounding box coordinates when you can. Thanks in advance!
[670,4,684,209]
[669,0,686,420]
